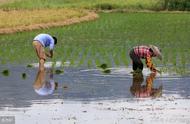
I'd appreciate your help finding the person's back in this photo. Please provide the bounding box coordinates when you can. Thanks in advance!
[133,45,153,59]
[33,33,55,50]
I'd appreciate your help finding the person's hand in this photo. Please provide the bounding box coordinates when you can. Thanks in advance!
[155,69,162,74]
[152,68,161,74]
[45,51,53,58]
[151,68,157,73]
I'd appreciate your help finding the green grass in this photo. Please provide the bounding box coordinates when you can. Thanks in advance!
[0,12,190,74]
[0,0,163,10]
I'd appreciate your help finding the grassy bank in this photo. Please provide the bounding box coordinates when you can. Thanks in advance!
[0,0,163,10]
[0,12,190,74]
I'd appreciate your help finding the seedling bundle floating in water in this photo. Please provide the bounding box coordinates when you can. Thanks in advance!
[22,73,27,79]
[98,63,111,74]
[2,69,9,76]
[99,63,108,69]
[55,69,64,74]
[27,64,33,68]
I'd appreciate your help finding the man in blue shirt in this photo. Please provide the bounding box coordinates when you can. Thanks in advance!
[33,33,57,71]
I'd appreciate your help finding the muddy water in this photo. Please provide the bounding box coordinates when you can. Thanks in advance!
[0,64,189,109]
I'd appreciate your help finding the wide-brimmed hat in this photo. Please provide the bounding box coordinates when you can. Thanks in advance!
[149,45,162,60]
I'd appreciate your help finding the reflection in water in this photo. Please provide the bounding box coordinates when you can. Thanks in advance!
[33,69,58,96]
[130,72,162,98]
[0,64,190,110]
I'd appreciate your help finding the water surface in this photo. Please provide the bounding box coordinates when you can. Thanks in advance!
[0,64,189,110]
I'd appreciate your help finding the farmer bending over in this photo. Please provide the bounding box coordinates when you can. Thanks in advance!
[129,45,162,73]
[33,33,57,71]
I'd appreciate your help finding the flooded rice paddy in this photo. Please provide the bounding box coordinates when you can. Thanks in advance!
[0,63,190,124]
[0,64,190,105]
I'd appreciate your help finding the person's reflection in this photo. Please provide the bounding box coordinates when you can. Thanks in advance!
[130,72,162,98]
[33,69,58,96]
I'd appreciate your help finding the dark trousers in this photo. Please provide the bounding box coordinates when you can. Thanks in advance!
[129,49,143,71]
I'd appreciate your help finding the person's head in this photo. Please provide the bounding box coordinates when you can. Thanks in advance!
[149,45,162,60]
[52,36,57,45]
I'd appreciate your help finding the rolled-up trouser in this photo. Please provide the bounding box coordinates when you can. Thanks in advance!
[129,49,143,71]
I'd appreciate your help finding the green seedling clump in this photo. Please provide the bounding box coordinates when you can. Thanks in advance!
[99,63,108,69]
[2,69,9,76]
[98,63,111,74]
[103,68,111,74]
[27,64,33,68]
[55,69,64,74]
[22,73,27,79]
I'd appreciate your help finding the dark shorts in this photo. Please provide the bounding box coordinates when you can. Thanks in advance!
[129,49,143,71]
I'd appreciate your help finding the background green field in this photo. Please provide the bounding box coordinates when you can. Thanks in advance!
[0,12,190,74]
[1,0,190,11]
[0,0,163,10]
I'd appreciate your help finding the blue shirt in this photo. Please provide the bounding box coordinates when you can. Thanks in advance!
[34,34,54,50]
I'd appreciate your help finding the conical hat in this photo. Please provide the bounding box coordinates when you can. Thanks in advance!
[149,45,162,60]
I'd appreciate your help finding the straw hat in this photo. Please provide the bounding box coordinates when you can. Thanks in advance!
[149,45,162,60]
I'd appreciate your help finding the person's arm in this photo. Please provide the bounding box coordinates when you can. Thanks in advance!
[46,41,54,58]
[46,50,53,58]
[146,73,156,90]
[146,56,156,72]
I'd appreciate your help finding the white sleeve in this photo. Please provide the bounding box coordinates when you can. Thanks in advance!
[49,40,54,50]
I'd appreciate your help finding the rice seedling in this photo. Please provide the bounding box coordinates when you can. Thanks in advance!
[2,69,9,76]
[98,63,111,74]
[102,68,111,74]
[22,73,27,79]
[26,64,33,68]
[99,63,108,70]
[55,69,64,74]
